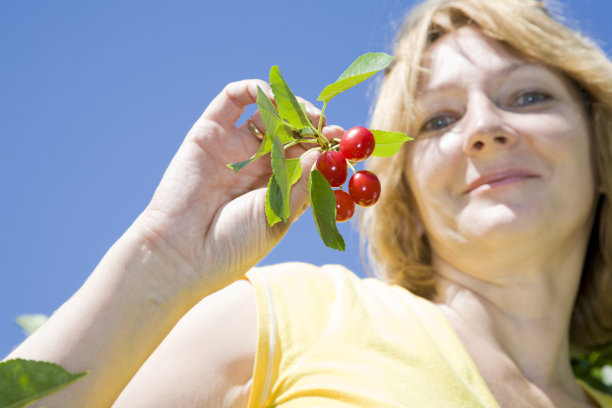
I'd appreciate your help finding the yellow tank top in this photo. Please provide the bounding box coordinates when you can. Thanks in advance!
[245,262,612,407]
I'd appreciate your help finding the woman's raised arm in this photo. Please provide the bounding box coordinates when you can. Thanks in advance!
[5,79,338,407]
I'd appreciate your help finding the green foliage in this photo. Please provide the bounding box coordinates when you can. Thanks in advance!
[371,130,413,157]
[572,345,612,395]
[0,359,88,408]
[265,157,303,226]
[270,66,313,130]
[309,170,345,251]
[267,134,291,224]
[286,158,303,186]
[14,315,47,337]
[230,54,400,250]
[317,53,395,103]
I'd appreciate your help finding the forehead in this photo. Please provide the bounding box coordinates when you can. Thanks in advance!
[419,26,528,91]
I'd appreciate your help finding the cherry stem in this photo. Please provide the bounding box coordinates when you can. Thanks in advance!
[299,145,322,160]
[318,102,327,135]
[284,138,318,150]
[346,160,357,173]
[313,130,331,150]
[314,102,331,150]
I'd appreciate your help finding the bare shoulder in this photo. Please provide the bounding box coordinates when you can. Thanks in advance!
[112,279,257,408]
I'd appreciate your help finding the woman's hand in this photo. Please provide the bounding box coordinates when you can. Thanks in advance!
[136,79,341,296]
[5,79,343,407]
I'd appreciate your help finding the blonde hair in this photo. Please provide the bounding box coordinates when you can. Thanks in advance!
[362,0,612,350]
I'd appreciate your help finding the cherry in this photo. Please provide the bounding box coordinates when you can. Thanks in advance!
[334,189,355,222]
[348,170,381,207]
[339,126,375,162]
[316,150,348,187]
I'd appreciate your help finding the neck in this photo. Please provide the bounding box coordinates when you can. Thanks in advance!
[432,237,587,389]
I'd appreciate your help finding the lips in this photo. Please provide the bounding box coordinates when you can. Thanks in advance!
[463,170,539,194]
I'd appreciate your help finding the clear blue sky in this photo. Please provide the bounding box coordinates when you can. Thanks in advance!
[1,0,609,356]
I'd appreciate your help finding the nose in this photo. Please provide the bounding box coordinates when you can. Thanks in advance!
[462,93,517,155]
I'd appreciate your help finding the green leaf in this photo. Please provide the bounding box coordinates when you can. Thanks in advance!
[269,66,312,131]
[269,134,289,223]
[572,344,612,395]
[265,175,282,226]
[0,359,88,408]
[15,314,48,336]
[227,131,273,172]
[370,129,413,157]
[286,158,302,186]
[309,170,345,251]
[257,85,281,122]
[298,127,316,137]
[265,158,302,227]
[299,102,317,129]
[256,86,293,145]
[317,53,394,103]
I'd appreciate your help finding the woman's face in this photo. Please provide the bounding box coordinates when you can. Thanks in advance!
[405,26,597,266]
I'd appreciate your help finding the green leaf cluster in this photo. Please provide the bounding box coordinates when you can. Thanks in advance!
[228,52,409,251]
[572,345,612,395]
[0,359,88,408]
[15,315,48,337]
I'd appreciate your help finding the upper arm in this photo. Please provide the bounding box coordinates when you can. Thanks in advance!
[112,279,257,408]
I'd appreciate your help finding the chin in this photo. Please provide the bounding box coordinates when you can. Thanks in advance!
[455,203,548,245]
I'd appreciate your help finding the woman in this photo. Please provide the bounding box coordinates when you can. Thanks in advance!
[6,0,612,406]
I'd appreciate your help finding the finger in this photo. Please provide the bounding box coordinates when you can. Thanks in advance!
[322,124,345,141]
[246,111,266,140]
[200,79,273,128]
[235,119,265,150]
[246,118,264,140]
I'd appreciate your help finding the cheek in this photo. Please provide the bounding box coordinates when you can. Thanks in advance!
[405,138,464,223]
[520,112,597,208]
[523,112,593,175]
[405,141,437,200]
[405,135,464,193]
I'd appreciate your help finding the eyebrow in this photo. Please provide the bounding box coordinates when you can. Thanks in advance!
[419,61,532,96]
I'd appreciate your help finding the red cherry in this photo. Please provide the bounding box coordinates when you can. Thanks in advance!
[316,150,348,187]
[348,170,381,207]
[334,189,355,222]
[339,126,375,162]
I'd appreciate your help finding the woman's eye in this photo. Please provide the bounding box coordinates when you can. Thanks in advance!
[421,115,457,132]
[514,91,550,107]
